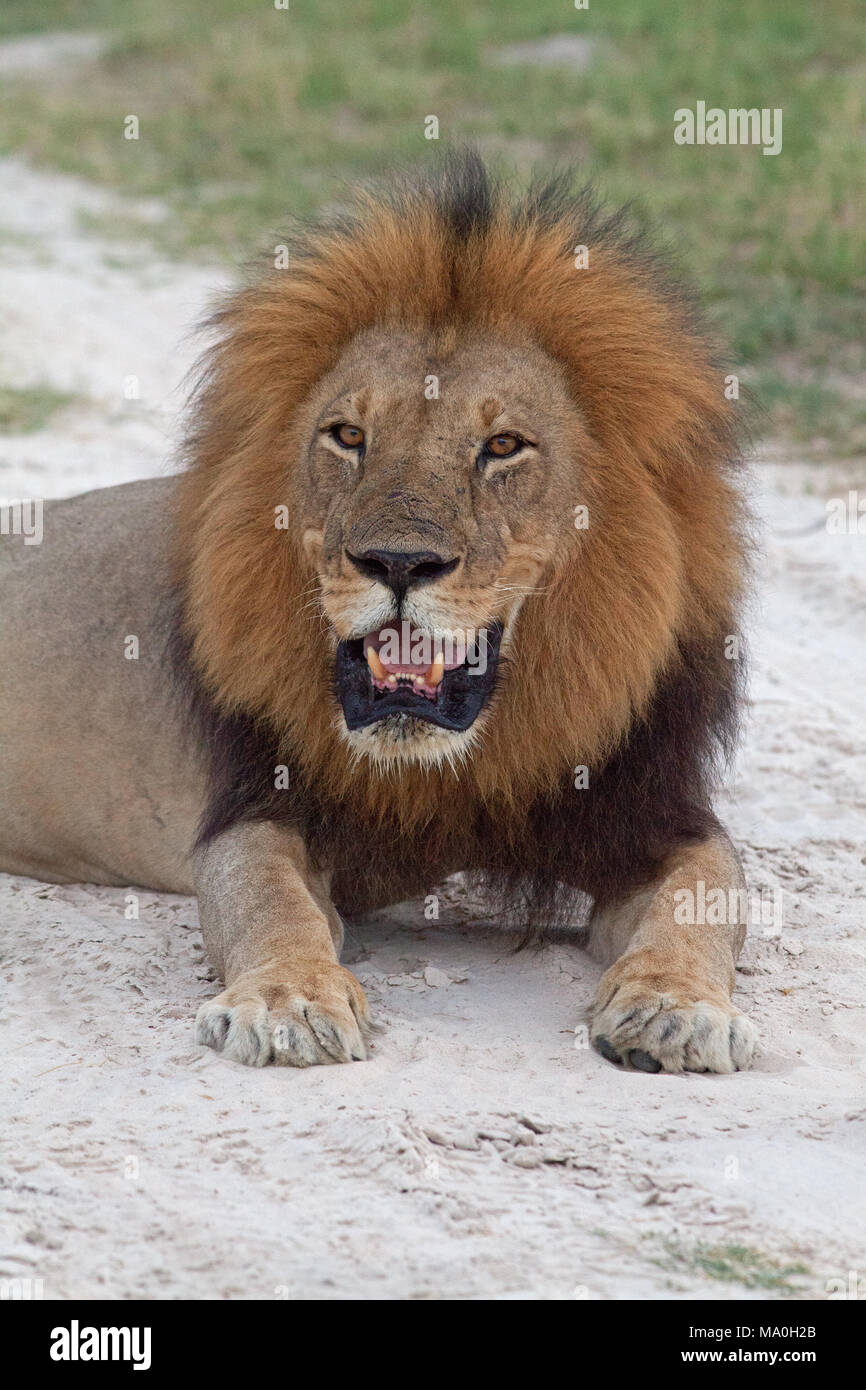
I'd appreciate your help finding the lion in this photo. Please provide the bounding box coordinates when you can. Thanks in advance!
[0,153,757,1073]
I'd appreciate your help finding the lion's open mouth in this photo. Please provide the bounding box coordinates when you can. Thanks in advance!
[335,621,503,732]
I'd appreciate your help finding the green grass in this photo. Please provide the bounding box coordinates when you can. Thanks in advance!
[0,385,75,433]
[0,0,862,450]
[655,1240,811,1294]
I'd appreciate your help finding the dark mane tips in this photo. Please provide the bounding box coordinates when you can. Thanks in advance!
[425,147,496,242]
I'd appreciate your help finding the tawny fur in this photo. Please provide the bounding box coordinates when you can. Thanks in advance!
[175,156,744,852]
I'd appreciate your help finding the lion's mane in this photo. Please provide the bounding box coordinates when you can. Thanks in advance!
[172,152,747,929]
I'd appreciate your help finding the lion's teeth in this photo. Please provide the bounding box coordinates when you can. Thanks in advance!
[426,651,445,688]
[366,645,387,681]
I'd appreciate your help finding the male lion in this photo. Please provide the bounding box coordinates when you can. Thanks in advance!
[0,154,757,1073]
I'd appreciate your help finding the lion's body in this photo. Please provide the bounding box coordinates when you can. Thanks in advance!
[0,154,758,1073]
[0,479,201,892]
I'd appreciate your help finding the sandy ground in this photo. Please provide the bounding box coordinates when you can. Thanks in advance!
[1,156,864,1302]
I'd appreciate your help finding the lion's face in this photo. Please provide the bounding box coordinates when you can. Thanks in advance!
[180,159,740,807]
[293,327,590,768]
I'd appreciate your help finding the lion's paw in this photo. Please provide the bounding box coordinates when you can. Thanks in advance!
[195,960,371,1068]
[590,955,756,1074]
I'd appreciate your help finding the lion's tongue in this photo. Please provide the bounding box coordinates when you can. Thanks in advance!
[375,649,430,676]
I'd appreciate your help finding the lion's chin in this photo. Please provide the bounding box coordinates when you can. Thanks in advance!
[338,712,485,773]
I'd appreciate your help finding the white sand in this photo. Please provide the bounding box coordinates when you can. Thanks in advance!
[1,157,864,1301]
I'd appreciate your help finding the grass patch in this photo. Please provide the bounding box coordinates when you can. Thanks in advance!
[0,385,75,433]
[0,0,862,447]
[655,1239,811,1294]
[750,370,866,456]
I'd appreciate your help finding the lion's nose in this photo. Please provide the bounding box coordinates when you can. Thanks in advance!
[346,548,459,595]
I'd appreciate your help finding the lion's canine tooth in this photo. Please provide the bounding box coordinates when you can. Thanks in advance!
[366,645,387,682]
[426,651,445,688]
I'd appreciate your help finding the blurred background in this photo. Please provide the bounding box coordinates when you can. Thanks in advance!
[0,0,863,454]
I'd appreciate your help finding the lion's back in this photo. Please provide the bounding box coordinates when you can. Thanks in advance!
[0,477,203,890]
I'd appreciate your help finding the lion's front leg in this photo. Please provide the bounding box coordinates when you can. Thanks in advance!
[587,833,756,1074]
[193,822,370,1067]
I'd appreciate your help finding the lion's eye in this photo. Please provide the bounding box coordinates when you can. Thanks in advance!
[484,433,523,458]
[332,423,365,450]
